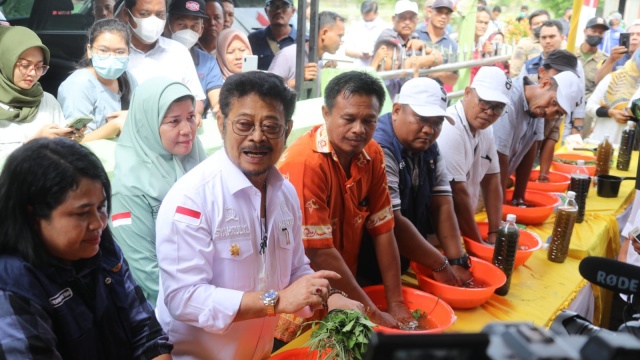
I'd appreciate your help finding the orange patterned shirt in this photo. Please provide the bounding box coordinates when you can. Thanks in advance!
[278,124,394,274]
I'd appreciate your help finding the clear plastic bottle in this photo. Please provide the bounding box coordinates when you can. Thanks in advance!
[616,121,636,171]
[595,134,613,179]
[548,191,579,263]
[492,214,519,296]
[569,160,591,223]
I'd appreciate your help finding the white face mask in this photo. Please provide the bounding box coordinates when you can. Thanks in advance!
[128,9,166,44]
[171,29,200,49]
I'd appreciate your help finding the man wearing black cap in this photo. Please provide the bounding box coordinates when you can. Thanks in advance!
[248,0,298,71]
[576,17,609,137]
[165,0,223,113]
[418,0,458,86]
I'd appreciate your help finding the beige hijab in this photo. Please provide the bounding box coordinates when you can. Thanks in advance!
[215,28,252,79]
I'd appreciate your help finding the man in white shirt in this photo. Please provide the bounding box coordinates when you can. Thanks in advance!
[155,71,360,360]
[121,0,206,122]
[343,1,389,67]
[437,66,510,245]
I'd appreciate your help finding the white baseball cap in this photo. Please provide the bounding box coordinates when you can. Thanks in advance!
[396,77,455,125]
[553,71,583,114]
[470,66,512,108]
[395,0,419,15]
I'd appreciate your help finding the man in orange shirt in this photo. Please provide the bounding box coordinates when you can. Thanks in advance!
[278,72,413,331]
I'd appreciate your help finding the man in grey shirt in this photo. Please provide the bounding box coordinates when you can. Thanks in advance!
[493,70,582,205]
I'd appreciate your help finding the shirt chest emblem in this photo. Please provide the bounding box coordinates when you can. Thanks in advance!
[225,207,239,222]
[230,243,240,257]
[49,288,73,308]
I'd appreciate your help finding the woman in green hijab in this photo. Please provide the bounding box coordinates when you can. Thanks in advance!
[0,26,80,156]
[110,77,207,306]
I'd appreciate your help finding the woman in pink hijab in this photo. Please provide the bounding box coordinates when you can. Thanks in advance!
[215,28,252,80]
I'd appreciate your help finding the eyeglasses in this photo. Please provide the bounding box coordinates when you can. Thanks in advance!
[266,2,291,12]
[231,119,287,139]
[14,62,49,76]
[91,47,129,58]
[473,89,506,115]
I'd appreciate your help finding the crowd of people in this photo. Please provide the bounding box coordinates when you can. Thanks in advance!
[1,0,640,358]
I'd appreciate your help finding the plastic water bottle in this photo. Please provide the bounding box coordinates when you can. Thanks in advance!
[595,134,613,179]
[492,214,519,296]
[548,191,579,263]
[616,121,636,171]
[569,160,590,223]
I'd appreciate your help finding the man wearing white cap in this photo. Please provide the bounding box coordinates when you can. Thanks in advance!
[493,71,583,205]
[357,77,473,288]
[437,66,510,246]
[375,1,441,69]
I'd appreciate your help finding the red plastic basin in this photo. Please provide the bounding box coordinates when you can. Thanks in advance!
[410,257,506,309]
[362,285,456,334]
[463,222,542,268]
[551,153,596,176]
[511,170,571,193]
[502,189,561,225]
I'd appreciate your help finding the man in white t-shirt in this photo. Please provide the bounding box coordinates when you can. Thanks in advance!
[437,66,510,245]
[121,0,206,123]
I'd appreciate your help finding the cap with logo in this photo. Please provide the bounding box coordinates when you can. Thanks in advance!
[553,71,583,114]
[431,0,454,11]
[396,77,455,125]
[394,1,418,15]
[168,0,208,19]
[585,16,610,31]
[543,49,578,76]
[471,66,512,108]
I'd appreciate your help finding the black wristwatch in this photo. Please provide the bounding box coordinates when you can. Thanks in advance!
[448,254,472,270]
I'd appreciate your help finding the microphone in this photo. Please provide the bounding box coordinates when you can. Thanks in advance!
[579,257,640,295]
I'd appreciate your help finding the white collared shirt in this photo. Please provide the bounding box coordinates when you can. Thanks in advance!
[0,92,66,157]
[128,37,205,100]
[155,149,313,360]
[438,101,500,210]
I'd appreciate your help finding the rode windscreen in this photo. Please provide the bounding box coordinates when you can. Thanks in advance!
[579,256,640,295]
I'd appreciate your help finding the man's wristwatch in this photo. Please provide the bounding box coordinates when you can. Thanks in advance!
[260,289,279,317]
[448,253,472,270]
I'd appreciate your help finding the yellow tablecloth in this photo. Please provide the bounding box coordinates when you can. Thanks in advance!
[275,151,638,356]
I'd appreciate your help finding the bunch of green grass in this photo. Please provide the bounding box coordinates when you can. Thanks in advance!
[301,309,375,360]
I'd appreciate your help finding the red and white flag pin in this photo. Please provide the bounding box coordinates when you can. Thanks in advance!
[111,212,132,227]
[174,206,202,225]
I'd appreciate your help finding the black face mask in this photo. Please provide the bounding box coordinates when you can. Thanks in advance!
[586,35,603,47]
[533,25,542,39]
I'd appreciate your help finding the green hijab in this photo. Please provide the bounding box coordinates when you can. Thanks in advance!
[0,26,51,123]
[112,77,207,200]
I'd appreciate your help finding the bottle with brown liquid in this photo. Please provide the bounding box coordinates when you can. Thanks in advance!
[616,121,636,171]
[492,214,519,296]
[595,135,613,180]
[569,160,591,223]
[548,191,578,263]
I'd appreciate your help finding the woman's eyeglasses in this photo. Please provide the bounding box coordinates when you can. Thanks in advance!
[15,62,49,76]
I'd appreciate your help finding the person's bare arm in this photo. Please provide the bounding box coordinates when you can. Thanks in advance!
[195,100,204,127]
[512,141,540,203]
[430,195,472,283]
[430,71,458,86]
[371,230,414,324]
[392,209,458,285]
[450,181,484,243]
[480,173,503,245]
[206,89,221,117]
[538,138,557,180]
[498,151,510,200]
[234,270,341,322]
[305,247,400,327]
[595,46,627,84]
